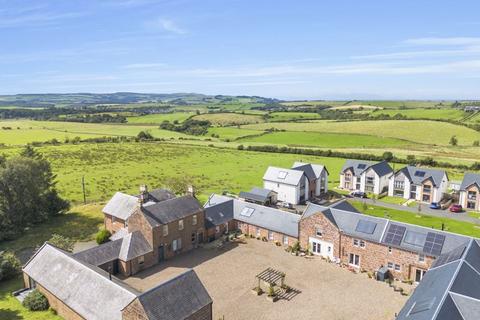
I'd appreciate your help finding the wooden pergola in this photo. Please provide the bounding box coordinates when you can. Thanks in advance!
[255,267,286,288]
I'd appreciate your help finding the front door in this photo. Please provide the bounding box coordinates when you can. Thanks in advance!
[415,269,426,283]
[158,245,164,262]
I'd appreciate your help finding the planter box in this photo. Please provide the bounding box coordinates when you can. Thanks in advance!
[251,289,263,296]
[266,295,277,302]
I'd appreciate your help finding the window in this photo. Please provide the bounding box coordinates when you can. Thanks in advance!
[468,191,477,200]
[177,238,182,250]
[192,215,197,225]
[268,231,274,241]
[423,185,431,194]
[394,264,401,271]
[388,246,392,254]
[418,254,425,263]
[215,226,220,233]
[353,239,359,246]
[138,255,144,265]
[349,253,360,266]
[163,225,168,236]
[315,228,323,237]
[191,232,196,243]
[394,181,404,189]
[467,201,476,209]
[283,235,288,245]
[172,239,177,251]
[178,219,184,231]
[256,227,261,237]
[366,176,374,185]
[387,262,393,269]
[359,240,366,248]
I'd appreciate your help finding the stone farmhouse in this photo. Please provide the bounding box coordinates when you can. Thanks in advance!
[459,172,480,211]
[339,159,393,195]
[397,238,480,320]
[388,166,449,204]
[22,243,212,320]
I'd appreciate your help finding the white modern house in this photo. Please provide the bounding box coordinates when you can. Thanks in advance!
[459,173,480,211]
[263,166,308,204]
[339,160,393,195]
[388,166,448,204]
[291,162,329,198]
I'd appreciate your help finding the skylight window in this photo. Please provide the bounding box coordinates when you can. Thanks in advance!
[277,171,288,179]
[414,171,426,177]
[240,207,255,217]
[409,297,436,315]
[357,164,367,169]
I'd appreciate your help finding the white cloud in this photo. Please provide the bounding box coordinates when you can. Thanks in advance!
[403,37,480,46]
[145,18,187,34]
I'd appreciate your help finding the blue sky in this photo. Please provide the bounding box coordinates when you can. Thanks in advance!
[1,0,480,99]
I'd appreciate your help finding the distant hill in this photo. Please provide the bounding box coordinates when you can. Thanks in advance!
[0,92,279,108]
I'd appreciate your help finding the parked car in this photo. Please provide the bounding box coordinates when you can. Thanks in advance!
[281,202,294,209]
[429,202,441,210]
[449,204,463,213]
[350,191,368,199]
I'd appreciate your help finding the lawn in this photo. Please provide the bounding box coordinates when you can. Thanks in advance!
[268,112,321,121]
[0,277,62,320]
[192,113,264,126]
[243,120,480,146]
[377,196,408,205]
[126,112,194,124]
[350,202,480,238]
[239,131,411,148]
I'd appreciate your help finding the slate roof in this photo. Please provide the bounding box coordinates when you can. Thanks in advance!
[341,159,393,177]
[397,239,480,320]
[239,187,276,203]
[303,202,470,257]
[397,166,447,187]
[460,172,480,191]
[133,269,212,320]
[205,194,301,237]
[74,231,152,264]
[141,195,203,226]
[103,192,139,220]
[204,198,234,229]
[23,243,138,320]
[146,188,176,202]
[263,166,304,186]
[292,161,328,180]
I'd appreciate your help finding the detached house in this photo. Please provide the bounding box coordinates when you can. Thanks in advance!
[339,160,393,194]
[291,162,329,198]
[388,166,448,204]
[263,166,308,204]
[459,173,480,211]
[22,243,213,320]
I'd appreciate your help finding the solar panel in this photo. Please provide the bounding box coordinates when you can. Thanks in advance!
[355,220,377,234]
[384,224,406,246]
[240,207,255,217]
[423,232,446,256]
[357,164,367,169]
[414,171,426,177]
[432,244,466,268]
[404,231,427,247]
[409,297,436,315]
[277,171,288,179]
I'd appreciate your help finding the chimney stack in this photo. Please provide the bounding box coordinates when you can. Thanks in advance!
[187,185,195,198]
[139,184,148,204]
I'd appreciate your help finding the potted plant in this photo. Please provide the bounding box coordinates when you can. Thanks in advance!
[266,285,277,302]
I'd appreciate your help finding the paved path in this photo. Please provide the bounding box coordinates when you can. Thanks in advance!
[351,198,480,225]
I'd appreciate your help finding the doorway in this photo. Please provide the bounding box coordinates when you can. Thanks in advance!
[415,269,426,283]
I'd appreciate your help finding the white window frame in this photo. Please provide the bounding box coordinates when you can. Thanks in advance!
[418,254,425,263]
[359,240,366,248]
[394,264,401,272]
[172,239,177,251]
[387,262,394,269]
[315,228,322,237]
[192,215,197,226]
[163,225,168,236]
[268,231,274,241]
[179,219,184,231]
[353,239,359,246]
[349,253,360,267]
[283,235,288,245]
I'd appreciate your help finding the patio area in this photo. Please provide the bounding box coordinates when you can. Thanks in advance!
[123,237,408,320]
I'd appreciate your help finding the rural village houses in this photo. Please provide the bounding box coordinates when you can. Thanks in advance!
[339,159,393,195]
[19,160,480,320]
[459,172,480,211]
[388,166,449,204]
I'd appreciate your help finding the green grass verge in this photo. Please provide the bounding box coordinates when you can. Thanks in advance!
[350,202,480,238]
[377,196,408,205]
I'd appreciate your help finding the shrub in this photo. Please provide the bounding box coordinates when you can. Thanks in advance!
[23,289,49,311]
[0,251,21,281]
[237,144,244,150]
[96,229,111,244]
[292,241,301,253]
[48,234,74,252]
[267,285,276,297]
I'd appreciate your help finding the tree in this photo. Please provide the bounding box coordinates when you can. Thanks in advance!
[0,148,70,240]
[382,151,394,162]
[23,289,49,311]
[0,251,21,281]
[473,140,479,147]
[406,155,416,166]
[96,229,111,244]
[449,135,458,146]
[164,176,201,196]
[49,234,75,252]
[137,131,154,140]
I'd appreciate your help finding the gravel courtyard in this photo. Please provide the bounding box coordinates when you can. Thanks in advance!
[123,238,408,320]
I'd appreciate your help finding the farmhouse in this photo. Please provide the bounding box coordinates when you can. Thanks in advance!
[204,194,300,246]
[388,166,448,204]
[299,202,470,282]
[339,159,393,195]
[22,243,212,320]
[459,172,480,211]
[262,162,329,205]
[396,238,480,320]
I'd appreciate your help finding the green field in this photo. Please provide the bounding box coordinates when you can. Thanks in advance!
[126,112,194,124]
[243,120,480,146]
[371,108,465,120]
[192,113,265,126]
[268,112,321,121]
[207,127,264,140]
[351,202,480,238]
[239,131,412,148]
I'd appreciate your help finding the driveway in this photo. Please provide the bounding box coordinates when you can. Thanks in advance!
[123,238,408,320]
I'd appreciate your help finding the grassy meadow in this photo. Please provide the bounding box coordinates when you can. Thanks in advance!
[268,112,322,121]
[371,108,466,120]
[192,112,264,126]
[126,112,194,124]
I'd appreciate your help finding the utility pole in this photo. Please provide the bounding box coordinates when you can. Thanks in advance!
[82,176,86,204]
